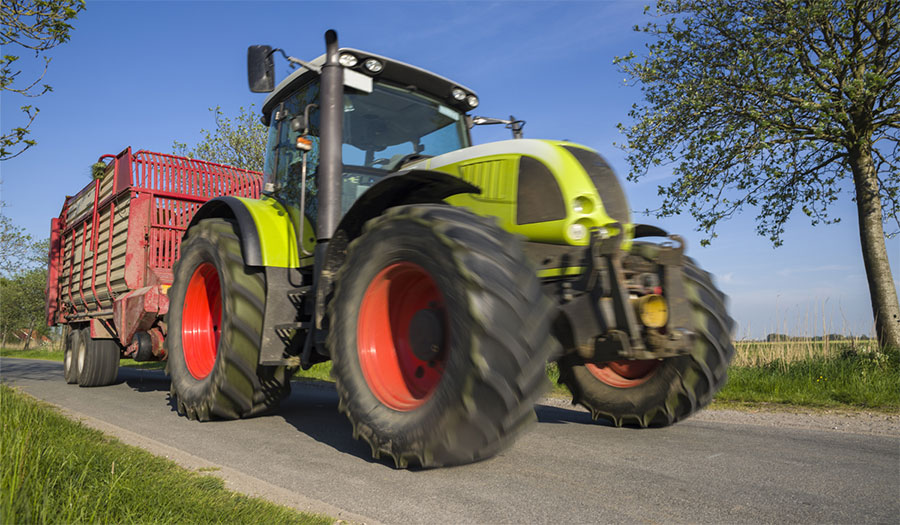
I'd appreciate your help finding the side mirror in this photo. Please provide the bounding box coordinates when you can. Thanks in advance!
[247,45,275,93]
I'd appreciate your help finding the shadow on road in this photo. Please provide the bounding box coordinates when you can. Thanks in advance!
[114,366,386,465]
[535,402,611,426]
[119,366,171,393]
[276,381,390,466]
[0,359,62,382]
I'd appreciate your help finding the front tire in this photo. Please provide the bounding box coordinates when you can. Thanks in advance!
[329,205,555,468]
[166,218,291,421]
[557,256,735,427]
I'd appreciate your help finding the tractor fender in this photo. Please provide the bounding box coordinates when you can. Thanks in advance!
[315,169,479,329]
[187,196,299,268]
[334,169,479,243]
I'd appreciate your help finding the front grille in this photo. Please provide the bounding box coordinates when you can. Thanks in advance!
[562,146,631,224]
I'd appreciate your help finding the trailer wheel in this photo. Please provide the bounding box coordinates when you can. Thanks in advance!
[557,257,734,427]
[77,330,120,387]
[64,327,79,384]
[167,218,291,421]
[329,205,555,468]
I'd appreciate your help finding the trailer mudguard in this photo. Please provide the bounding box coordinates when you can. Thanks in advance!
[187,195,302,268]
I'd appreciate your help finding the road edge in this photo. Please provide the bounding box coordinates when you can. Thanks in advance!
[39,397,381,525]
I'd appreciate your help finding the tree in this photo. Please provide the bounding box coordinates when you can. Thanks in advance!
[616,0,900,349]
[0,203,34,277]
[0,206,50,348]
[0,268,49,349]
[1,0,86,160]
[173,105,267,172]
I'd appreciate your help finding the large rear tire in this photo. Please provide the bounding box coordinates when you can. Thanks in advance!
[166,218,291,421]
[77,329,120,387]
[329,205,556,468]
[557,255,735,427]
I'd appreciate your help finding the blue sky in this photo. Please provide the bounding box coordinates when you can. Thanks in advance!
[2,0,897,339]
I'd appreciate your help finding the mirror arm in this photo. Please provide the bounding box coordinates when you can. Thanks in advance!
[470,115,526,139]
[271,48,322,74]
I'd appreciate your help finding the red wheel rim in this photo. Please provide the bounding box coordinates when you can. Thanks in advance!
[357,262,447,411]
[587,360,659,388]
[182,262,221,380]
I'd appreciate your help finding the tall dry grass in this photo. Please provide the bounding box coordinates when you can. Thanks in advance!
[733,300,880,370]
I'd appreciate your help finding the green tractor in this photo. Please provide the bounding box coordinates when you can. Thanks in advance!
[166,30,734,467]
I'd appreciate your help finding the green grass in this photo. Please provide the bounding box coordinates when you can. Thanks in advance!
[0,347,64,361]
[714,347,900,410]
[0,384,331,525]
[293,361,334,382]
[0,347,165,370]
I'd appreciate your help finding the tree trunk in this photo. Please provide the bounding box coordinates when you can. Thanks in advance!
[849,146,900,350]
[23,319,35,351]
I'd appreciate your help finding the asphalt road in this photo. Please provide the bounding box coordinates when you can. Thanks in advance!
[2,357,898,524]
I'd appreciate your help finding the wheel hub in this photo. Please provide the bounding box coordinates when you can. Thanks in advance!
[409,307,444,362]
[357,262,448,411]
[587,359,659,388]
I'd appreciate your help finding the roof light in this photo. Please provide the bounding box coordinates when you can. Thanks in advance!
[339,53,358,67]
[451,88,466,101]
[466,95,479,108]
[363,58,383,73]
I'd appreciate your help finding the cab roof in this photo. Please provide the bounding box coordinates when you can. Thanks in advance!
[261,47,478,121]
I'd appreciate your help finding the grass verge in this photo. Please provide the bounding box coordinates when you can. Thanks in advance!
[713,347,899,410]
[0,347,164,370]
[0,384,330,525]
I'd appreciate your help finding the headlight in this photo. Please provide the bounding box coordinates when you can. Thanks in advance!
[572,196,594,214]
[339,53,358,67]
[466,95,479,108]
[568,222,587,241]
[451,88,466,101]
[364,58,384,73]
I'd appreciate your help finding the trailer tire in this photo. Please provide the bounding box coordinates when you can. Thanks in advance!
[557,257,734,427]
[167,218,291,421]
[64,327,79,384]
[77,330,120,387]
[329,205,555,468]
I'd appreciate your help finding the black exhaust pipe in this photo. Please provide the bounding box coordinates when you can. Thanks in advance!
[317,29,343,241]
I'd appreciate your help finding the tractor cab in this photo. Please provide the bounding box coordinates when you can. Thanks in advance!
[253,46,479,225]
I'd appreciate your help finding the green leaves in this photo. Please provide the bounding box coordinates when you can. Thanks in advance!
[0,0,86,160]
[0,206,50,344]
[173,105,267,172]
[617,0,900,244]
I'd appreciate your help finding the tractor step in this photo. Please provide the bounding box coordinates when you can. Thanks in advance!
[274,321,311,332]
[260,268,312,366]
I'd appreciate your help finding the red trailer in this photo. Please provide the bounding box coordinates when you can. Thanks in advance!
[46,147,262,385]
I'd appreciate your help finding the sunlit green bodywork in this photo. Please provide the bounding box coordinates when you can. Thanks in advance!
[408,139,633,247]
[233,138,634,277]
[232,196,315,268]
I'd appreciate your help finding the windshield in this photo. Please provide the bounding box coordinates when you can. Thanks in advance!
[264,81,470,225]
[342,83,469,169]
